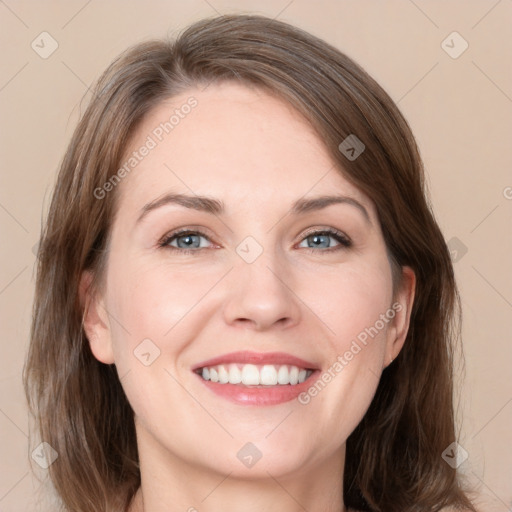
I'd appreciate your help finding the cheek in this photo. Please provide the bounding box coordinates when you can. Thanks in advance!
[303,254,393,353]
[102,260,223,429]
[293,257,393,438]
[106,259,222,349]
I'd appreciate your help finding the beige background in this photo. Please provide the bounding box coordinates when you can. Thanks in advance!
[1,1,511,511]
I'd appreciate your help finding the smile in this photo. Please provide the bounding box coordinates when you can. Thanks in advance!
[192,351,319,405]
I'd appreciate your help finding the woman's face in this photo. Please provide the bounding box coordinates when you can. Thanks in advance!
[84,82,413,480]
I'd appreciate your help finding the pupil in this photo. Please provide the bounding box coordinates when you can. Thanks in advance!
[310,234,329,248]
[178,234,199,248]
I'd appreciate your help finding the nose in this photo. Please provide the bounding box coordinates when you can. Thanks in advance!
[222,251,302,331]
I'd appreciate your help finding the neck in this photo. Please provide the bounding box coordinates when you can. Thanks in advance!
[129,425,347,512]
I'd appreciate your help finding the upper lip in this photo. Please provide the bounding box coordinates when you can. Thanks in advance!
[192,351,320,371]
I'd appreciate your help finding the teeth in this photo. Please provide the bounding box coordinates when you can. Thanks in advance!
[277,365,290,384]
[228,363,242,384]
[218,365,229,384]
[289,366,299,385]
[241,364,260,385]
[260,365,278,385]
[199,363,312,386]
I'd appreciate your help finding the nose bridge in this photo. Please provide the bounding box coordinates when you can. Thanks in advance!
[222,238,301,330]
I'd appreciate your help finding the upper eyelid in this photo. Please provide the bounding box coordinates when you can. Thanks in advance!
[159,226,214,241]
[300,226,350,240]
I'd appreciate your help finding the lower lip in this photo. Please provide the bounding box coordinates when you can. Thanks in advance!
[195,371,320,406]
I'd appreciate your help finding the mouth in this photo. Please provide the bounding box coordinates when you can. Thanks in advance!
[192,351,320,406]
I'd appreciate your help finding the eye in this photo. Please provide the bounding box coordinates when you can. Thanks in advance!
[159,229,213,253]
[158,227,351,255]
[297,229,351,252]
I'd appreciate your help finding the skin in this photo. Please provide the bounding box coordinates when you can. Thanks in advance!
[82,82,415,512]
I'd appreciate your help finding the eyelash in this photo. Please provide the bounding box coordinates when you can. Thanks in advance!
[158,227,352,255]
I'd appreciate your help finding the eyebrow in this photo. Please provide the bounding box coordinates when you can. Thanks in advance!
[137,193,224,223]
[291,195,371,224]
[137,192,371,225]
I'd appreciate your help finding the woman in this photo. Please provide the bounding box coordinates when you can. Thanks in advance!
[24,14,476,512]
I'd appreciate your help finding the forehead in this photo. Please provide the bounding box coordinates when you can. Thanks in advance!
[116,82,372,215]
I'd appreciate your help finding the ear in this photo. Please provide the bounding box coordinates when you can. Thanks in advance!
[79,270,115,364]
[385,266,416,366]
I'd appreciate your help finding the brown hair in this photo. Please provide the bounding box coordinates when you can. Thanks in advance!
[24,14,475,512]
